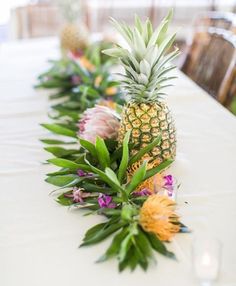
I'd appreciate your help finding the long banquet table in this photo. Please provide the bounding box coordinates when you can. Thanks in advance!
[0,38,236,286]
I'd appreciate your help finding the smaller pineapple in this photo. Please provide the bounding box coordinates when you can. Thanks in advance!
[59,0,88,54]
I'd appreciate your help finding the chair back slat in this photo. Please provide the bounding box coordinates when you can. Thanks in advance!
[194,11,236,32]
[181,28,236,105]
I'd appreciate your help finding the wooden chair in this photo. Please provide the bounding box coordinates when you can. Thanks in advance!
[226,68,236,107]
[29,4,62,38]
[11,4,62,39]
[180,28,236,106]
[194,11,236,32]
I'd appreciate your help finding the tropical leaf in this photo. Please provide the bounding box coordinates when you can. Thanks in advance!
[81,221,126,246]
[144,159,173,180]
[126,161,147,195]
[129,135,161,166]
[105,168,120,186]
[118,234,133,262]
[97,227,128,262]
[41,139,77,145]
[83,222,108,240]
[84,158,125,195]
[117,130,131,182]
[47,158,91,172]
[81,182,114,194]
[84,222,108,241]
[44,146,78,157]
[121,204,137,221]
[95,137,110,169]
[41,123,77,138]
[79,138,97,159]
[57,192,74,206]
[146,232,176,259]
[45,174,80,187]
[46,168,71,176]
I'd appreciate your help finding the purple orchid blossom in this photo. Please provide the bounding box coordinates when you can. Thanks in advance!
[133,188,152,197]
[164,175,174,187]
[98,194,116,209]
[71,75,82,85]
[77,169,93,177]
[163,175,174,197]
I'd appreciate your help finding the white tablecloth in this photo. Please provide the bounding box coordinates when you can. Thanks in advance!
[0,38,236,286]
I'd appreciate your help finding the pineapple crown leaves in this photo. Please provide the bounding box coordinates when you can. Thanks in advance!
[102,10,180,102]
[58,0,81,23]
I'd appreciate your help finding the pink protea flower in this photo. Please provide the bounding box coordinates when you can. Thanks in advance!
[78,105,120,143]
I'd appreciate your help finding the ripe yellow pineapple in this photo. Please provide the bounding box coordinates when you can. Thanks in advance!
[59,0,88,53]
[103,11,179,192]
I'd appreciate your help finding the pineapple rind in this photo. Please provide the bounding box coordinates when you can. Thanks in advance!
[118,101,176,167]
[118,100,176,192]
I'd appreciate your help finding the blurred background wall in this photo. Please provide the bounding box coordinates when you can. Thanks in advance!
[0,0,235,42]
[0,1,235,112]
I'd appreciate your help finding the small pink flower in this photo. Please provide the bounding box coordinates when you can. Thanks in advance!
[64,187,91,203]
[78,105,120,143]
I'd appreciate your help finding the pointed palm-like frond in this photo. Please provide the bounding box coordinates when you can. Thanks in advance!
[103,10,179,102]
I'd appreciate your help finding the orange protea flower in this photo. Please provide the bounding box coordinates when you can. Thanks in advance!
[98,99,117,110]
[79,56,95,72]
[139,195,180,241]
[105,86,117,96]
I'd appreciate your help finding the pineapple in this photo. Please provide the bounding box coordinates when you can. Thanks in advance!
[59,0,88,53]
[60,23,88,53]
[103,11,179,192]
